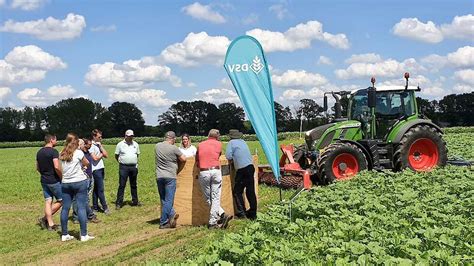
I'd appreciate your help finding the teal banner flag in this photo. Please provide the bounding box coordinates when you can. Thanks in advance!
[224,35,280,181]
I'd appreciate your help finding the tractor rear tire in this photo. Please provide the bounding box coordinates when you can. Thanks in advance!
[394,125,447,171]
[317,142,368,184]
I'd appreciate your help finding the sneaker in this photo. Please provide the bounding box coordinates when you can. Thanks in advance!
[115,204,122,210]
[218,214,232,229]
[89,216,101,223]
[61,234,75,242]
[37,217,47,229]
[104,209,111,215]
[159,223,171,229]
[130,201,142,207]
[170,213,179,228]
[80,235,95,242]
[72,219,79,224]
[47,224,59,231]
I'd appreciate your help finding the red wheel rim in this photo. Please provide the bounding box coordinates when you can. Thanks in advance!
[332,153,359,180]
[408,138,439,171]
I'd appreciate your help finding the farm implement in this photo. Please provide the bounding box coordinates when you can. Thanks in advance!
[259,73,471,189]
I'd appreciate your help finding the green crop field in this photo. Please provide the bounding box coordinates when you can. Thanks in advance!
[0,129,472,264]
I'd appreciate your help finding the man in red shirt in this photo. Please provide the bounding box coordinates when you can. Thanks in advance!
[196,129,232,229]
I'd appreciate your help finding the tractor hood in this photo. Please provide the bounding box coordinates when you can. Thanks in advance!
[305,120,362,150]
[305,123,335,149]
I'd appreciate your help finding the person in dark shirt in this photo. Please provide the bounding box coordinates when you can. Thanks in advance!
[36,134,63,231]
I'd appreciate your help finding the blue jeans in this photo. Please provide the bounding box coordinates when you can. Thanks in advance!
[61,179,89,236]
[72,178,95,221]
[92,168,108,210]
[156,178,176,226]
[41,182,63,201]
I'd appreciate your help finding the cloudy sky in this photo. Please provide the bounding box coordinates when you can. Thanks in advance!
[1,0,473,124]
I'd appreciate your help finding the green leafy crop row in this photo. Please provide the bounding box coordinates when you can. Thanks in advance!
[194,166,474,264]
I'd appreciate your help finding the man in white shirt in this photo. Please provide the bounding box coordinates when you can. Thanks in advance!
[90,129,110,215]
[114,129,141,210]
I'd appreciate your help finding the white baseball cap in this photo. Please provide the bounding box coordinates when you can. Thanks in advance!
[125,129,134,136]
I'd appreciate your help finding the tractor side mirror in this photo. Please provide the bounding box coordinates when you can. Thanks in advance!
[368,88,376,109]
[323,95,328,111]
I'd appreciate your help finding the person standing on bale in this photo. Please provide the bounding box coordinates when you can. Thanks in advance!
[179,133,197,158]
[36,134,63,231]
[155,131,186,229]
[226,129,257,220]
[196,129,232,229]
[115,129,141,210]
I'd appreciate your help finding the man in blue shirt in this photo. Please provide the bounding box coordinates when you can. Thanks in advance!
[225,129,257,219]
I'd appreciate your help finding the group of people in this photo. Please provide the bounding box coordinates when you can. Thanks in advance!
[154,128,257,229]
[35,127,257,242]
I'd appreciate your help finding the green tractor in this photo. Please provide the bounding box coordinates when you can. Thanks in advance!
[292,73,448,185]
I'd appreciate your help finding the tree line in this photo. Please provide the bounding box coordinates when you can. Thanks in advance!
[0,92,472,142]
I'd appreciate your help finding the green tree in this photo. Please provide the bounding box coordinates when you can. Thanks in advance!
[0,107,22,141]
[274,101,293,132]
[46,98,97,138]
[217,103,245,134]
[108,102,145,137]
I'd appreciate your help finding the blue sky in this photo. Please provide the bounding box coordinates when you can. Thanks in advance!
[1,0,473,124]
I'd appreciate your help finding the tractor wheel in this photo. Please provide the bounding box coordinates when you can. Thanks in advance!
[317,142,368,184]
[394,125,447,171]
[293,144,309,169]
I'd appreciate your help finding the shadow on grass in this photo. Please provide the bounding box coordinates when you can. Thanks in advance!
[146,218,161,225]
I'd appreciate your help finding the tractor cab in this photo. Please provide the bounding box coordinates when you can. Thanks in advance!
[348,87,418,139]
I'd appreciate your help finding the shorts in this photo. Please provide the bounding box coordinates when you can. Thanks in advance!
[41,182,63,201]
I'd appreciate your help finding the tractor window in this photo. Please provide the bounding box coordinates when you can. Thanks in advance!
[375,92,415,118]
[349,91,369,120]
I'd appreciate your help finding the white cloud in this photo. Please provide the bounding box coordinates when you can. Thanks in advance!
[181,2,226,24]
[160,32,230,67]
[5,45,66,70]
[246,20,350,52]
[47,84,76,97]
[335,58,424,80]
[17,88,48,106]
[317,55,333,65]
[440,14,474,41]
[0,87,11,101]
[345,53,382,64]
[108,88,175,108]
[453,84,473,93]
[17,84,78,106]
[90,24,116,32]
[420,54,448,71]
[194,88,239,104]
[0,0,6,7]
[446,46,474,68]
[272,70,328,88]
[454,69,474,85]
[0,45,66,85]
[242,13,259,25]
[11,0,47,11]
[392,18,443,43]
[85,58,177,89]
[269,4,289,20]
[0,13,86,40]
[278,87,325,102]
[393,14,474,43]
[0,60,47,84]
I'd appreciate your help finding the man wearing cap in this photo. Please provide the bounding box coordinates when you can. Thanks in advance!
[114,129,141,210]
[226,129,257,220]
[196,129,232,229]
[155,131,186,229]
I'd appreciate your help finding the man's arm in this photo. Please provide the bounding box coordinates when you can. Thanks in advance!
[99,143,108,158]
[53,158,63,179]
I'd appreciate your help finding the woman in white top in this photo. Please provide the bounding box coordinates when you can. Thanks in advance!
[179,133,197,158]
[59,133,95,242]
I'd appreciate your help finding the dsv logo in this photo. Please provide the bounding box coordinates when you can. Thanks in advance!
[227,56,264,74]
